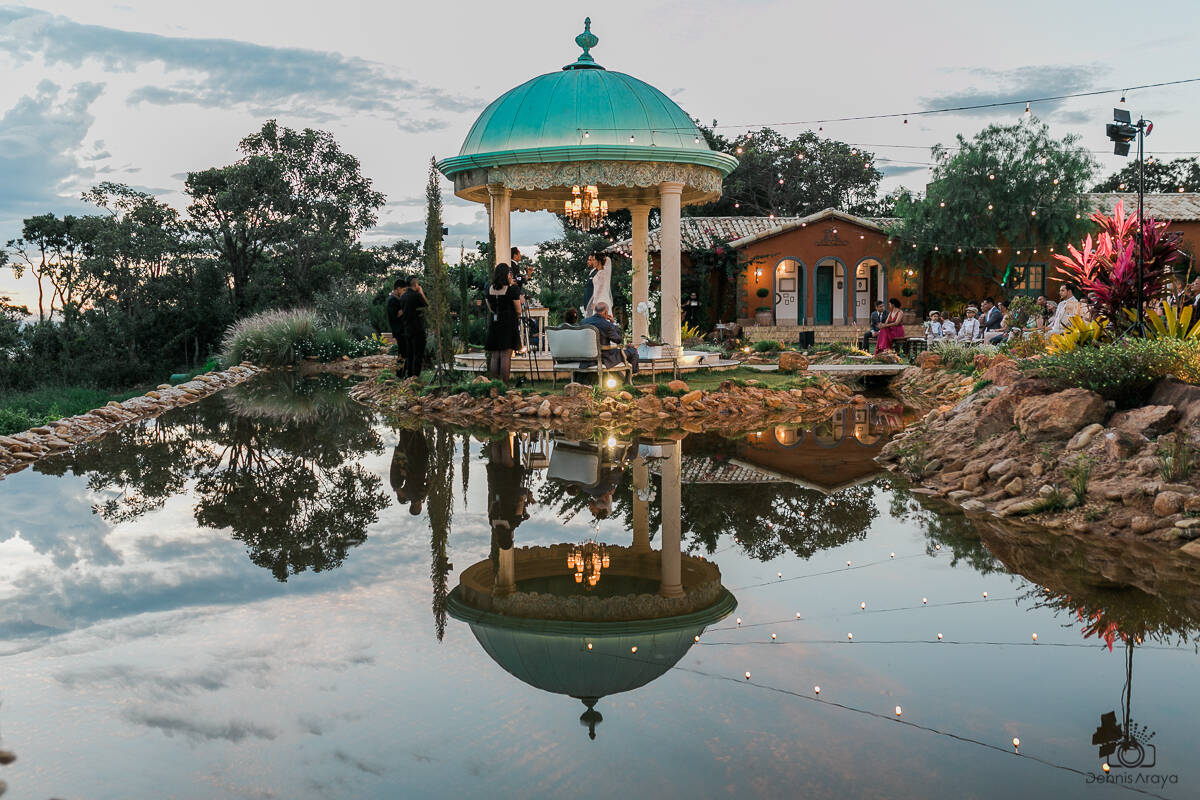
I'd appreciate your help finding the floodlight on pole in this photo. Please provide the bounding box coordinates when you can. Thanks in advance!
[1106,107,1152,333]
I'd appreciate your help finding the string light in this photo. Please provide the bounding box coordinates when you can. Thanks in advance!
[813,686,820,694]
[895,706,903,716]
[847,633,853,640]
[745,671,752,680]
[1013,738,1021,750]
[771,633,777,640]
[629,133,635,143]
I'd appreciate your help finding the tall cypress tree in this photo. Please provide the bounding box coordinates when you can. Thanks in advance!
[423,158,452,380]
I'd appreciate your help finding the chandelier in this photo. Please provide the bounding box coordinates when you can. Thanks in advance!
[567,539,610,589]
[563,185,608,231]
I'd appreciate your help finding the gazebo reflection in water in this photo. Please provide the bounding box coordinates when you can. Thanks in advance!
[448,435,737,739]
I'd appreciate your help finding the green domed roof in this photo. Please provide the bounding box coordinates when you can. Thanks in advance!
[437,19,737,178]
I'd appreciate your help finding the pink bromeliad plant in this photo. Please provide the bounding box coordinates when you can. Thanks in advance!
[1053,200,1183,322]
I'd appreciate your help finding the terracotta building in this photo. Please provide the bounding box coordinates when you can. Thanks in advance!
[614,193,1200,331]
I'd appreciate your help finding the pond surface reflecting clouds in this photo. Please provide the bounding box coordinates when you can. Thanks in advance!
[0,374,1197,799]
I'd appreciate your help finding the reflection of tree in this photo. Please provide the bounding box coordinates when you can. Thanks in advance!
[1021,581,1199,648]
[40,374,388,581]
[683,480,878,560]
[888,481,1004,574]
[426,426,454,641]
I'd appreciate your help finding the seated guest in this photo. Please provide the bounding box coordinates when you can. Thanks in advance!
[986,301,1011,345]
[958,306,982,342]
[862,300,886,350]
[582,301,639,374]
[924,310,951,341]
[938,313,956,340]
[1048,283,1081,335]
[563,308,580,325]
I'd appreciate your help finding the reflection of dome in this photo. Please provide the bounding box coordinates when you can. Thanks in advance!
[449,588,735,699]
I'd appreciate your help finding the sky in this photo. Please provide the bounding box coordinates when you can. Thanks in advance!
[2,0,1199,309]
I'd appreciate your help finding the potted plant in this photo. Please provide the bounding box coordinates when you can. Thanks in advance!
[754,287,773,325]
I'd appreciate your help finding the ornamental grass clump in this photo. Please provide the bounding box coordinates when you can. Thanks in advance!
[1025,338,1200,409]
[221,308,376,367]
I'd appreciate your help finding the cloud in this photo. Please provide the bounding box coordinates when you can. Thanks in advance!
[920,65,1101,116]
[124,709,278,743]
[0,79,103,235]
[880,165,927,178]
[0,6,479,125]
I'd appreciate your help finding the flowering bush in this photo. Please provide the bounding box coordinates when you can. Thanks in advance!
[1053,200,1183,322]
[1025,338,1200,408]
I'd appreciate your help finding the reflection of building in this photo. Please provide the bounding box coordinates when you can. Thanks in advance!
[448,439,736,738]
[671,405,903,495]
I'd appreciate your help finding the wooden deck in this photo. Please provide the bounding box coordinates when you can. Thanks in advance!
[452,349,741,379]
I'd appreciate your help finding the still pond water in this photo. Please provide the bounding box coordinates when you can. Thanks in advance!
[0,375,1197,799]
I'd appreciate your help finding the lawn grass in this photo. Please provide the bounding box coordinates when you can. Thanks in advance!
[0,385,150,436]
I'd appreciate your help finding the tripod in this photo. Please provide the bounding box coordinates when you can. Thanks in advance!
[519,304,543,382]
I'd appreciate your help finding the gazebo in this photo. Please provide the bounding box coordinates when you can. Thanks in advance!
[435,18,738,351]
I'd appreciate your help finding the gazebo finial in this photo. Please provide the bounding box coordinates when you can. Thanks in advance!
[566,17,602,70]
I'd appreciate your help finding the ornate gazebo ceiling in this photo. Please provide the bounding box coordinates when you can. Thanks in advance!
[435,18,737,211]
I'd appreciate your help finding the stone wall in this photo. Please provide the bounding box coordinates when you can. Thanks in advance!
[0,364,263,478]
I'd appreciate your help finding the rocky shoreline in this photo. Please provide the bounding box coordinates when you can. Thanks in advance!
[348,372,884,439]
[878,359,1200,557]
[0,364,263,477]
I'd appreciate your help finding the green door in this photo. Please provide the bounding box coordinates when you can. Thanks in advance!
[815,265,834,325]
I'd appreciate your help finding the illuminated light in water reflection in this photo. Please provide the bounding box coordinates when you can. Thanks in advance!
[777,572,782,578]
[846,560,852,567]
[1012,737,1020,750]
[795,612,802,618]
[937,633,943,640]
[813,686,820,694]
[922,598,928,604]
[982,592,988,598]
[860,602,867,610]
[694,635,700,642]
[736,618,742,625]
[587,642,593,650]
[745,671,751,680]
[770,633,776,640]
[890,552,895,559]
[847,633,853,640]
[1102,763,1111,773]
[1031,633,1038,641]
[895,706,902,716]
[630,646,638,653]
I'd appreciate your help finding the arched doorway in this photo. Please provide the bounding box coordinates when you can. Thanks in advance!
[854,259,887,322]
[774,258,804,326]
[814,258,843,326]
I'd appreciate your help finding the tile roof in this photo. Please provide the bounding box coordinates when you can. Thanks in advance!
[610,208,897,253]
[1082,193,1200,222]
[609,194,1200,254]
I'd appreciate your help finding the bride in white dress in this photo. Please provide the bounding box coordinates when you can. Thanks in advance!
[584,253,613,318]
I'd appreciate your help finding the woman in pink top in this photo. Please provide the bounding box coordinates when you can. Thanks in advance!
[875,298,906,354]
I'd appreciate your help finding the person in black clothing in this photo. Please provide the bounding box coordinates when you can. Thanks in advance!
[384,278,407,373]
[484,262,523,381]
[389,426,429,516]
[398,275,428,379]
[510,246,538,351]
[581,301,639,374]
[486,433,532,551]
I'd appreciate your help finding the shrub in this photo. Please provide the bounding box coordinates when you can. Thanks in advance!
[1025,338,1200,408]
[752,339,782,353]
[221,308,376,367]
[935,341,996,374]
[1157,436,1195,482]
[1064,453,1094,505]
[1001,333,1048,359]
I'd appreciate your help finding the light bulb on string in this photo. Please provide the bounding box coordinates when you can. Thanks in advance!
[629,133,635,143]
[1024,101,1031,117]
[584,130,590,138]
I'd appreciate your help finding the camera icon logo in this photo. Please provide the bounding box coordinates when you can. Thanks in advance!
[1093,712,1157,769]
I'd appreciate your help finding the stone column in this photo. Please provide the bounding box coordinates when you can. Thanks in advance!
[658,182,684,351]
[659,440,683,598]
[494,545,516,597]
[630,204,652,346]
[632,454,651,553]
[488,185,511,268]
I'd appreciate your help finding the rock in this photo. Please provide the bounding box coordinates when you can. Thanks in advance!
[948,490,976,503]
[962,473,983,492]
[974,378,1055,439]
[1110,405,1180,438]
[563,382,589,398]
[981,359,1021,387]
[1180,539,1200,557]
[1004,477,1024,496]
[1038,484,1056,498]
[1067,423,1104,451]
[680,390,704,406]
[999,499,1043,517]
[618,391,634,402]
[666,380,689,393]
[1154,491,1185,516]
[1130,515,1158,535]
[1031,462,1045,478]
[1184,495,1200,512]
[1159,482,1192,495]
[1134,456,1159,475]
[1103,429,1142,461]
[1149,379,1200,429]
[778,351,809,372]
[961,499,987,512]
[874,349,901,364]
[915,351,941,370]
[1175,517,1200,530]
[987,458,1018,480]
[1014,388,1108,442]
[536,399,552,417]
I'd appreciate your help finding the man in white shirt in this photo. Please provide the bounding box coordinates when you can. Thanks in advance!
[1048,284,1082,335]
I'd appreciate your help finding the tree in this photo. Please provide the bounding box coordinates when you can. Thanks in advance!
[4,213,102,321]
[1092,156,1200,194]
[895,119,1096,289]
[692,126,884,217]
[423,158,452,377]
[185,120,386,312]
